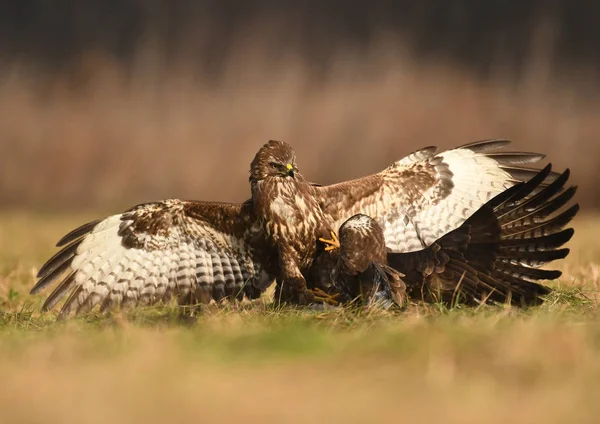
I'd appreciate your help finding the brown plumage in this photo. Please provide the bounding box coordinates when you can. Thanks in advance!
[325,165,577,307]
[31,139,574,317]
[249,140,334,304]
[386,164,578,306]
[328,214,407,307]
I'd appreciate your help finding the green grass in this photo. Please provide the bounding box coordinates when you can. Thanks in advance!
[0,211,599,423]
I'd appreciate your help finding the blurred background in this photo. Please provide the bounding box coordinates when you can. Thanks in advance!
[1,0,599,210]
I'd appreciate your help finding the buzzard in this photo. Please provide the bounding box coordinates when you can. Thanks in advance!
[321,213,408,308]
[322,164,578,307]
[31,139,571,317]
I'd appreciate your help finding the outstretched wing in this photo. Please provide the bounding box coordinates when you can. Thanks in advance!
[388,164,578,306]
[316,139,555,253]
[31,199,271,318]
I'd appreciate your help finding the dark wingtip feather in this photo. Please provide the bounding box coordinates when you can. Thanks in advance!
[540,247,570,262]
[56,220,100,247]
[30,258,73,295]
[501,247,571,263]
[505,166,560,183]
[41,271,76,311]
[496,264,563,281]
[543,269,563,280]
[57,285,83,320]
[540,188,578,219]
[500,227,575,251]
[487,152,547,165]
[522,169,573,211]
[560,203,580,224]
[459,139,511,152]
[557,227,575,246]
[493,164,553,211]
[36,240,80,279]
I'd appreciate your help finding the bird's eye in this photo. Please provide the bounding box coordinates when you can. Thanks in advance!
[269,162,280,169]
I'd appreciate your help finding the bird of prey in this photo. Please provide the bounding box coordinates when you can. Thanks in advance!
[31,139,571,317]
[321,164,577,307]
[320,213,408,308]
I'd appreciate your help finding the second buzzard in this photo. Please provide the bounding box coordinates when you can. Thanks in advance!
[31,139,569,317]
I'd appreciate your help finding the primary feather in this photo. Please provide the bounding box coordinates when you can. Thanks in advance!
[387,164,578,306]
[32,138,571,316]
[316,139,556,253]
[32,200,272,318]
[326,164,576,307]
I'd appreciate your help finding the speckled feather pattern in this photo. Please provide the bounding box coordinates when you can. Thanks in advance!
[32,139,553,315]
[32,199,272,318]
[316,141,536,253]
[333,213,407,307]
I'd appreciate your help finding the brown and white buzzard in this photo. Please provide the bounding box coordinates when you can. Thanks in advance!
[322,213,408,308]
[322,164,577,307]
[31,139,575,317]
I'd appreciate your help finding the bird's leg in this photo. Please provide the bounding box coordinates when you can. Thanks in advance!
[275,247,342,306]
[275,248,315,305]
[275,275,316,306]
[319,230,340,251]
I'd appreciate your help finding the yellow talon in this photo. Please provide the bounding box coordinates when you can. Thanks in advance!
[319,230,340,251]
[308,287,341,306]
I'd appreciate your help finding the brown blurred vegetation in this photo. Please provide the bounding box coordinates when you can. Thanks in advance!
[1,0,600,210]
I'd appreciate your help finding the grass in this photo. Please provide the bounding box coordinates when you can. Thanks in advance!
[0,211,599,423]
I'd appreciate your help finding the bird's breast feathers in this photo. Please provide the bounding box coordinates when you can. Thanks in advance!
[259,180,324,244]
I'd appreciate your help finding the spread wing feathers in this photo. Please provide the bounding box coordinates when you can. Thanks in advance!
[31,199,268,318]
[388,164,578,306]
[316,139,557,253]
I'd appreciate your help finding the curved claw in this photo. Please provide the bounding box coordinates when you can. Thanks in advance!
[319,230,340,252]
[308,287,341,306]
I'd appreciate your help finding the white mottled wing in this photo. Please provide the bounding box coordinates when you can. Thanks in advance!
[31,199,269,318]
[317,140,555,253]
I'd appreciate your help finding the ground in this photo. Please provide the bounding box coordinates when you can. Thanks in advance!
[0,211,599,423]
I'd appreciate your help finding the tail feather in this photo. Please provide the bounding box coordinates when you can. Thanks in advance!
[369,262,407,308]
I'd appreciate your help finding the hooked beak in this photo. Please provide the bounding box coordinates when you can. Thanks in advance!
[286,163,295,178]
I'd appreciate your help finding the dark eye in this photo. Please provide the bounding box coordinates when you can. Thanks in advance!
[269,162,280,169]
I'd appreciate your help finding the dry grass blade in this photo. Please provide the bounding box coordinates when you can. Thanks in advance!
[0,215,598,424]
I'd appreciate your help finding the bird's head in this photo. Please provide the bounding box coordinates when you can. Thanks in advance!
[337,214,387,272]
[250,140,299,182]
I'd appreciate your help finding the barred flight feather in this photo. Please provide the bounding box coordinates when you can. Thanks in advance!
[32,199,271,318]
[383,163,578,306]
[33,138,578,315]
[315,139,557,254]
